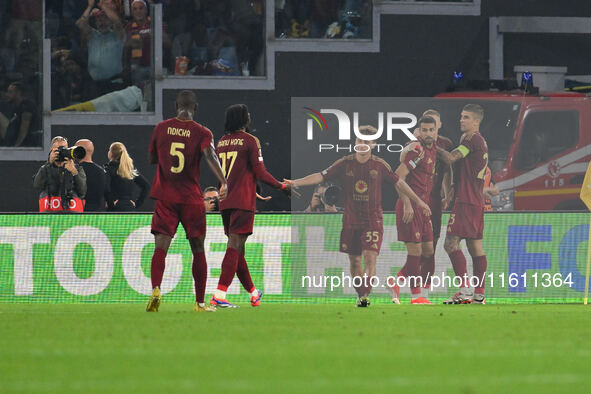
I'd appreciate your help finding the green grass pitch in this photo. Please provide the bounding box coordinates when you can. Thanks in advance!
[1,303,590,393]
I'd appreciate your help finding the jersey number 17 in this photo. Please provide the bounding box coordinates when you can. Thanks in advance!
[219,151,237,177]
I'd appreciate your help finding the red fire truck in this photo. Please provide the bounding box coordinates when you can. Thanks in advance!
[433,90,590,210]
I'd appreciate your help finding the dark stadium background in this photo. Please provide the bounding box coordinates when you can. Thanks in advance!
[3,0,591,212]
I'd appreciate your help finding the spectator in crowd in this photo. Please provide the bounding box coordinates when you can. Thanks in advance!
[76,0,126,98]
[0,81,41,147]
[228,0,264,76]
[104,141,150,211]
[309,0,340,38]
[124,0,153,87]
[171,23,209,74]
[276,0,370,39]
[75,139,106,211]
[304,182,338,213]
[51,44,85,109]
[207,27,239,76]
[33,136,87,212]
[204,186,219,212]
[6,0,42,78]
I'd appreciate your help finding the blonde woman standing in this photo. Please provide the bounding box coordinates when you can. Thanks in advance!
[105,141,150,211]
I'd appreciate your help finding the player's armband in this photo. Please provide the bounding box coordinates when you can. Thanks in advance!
[456,145,470,158]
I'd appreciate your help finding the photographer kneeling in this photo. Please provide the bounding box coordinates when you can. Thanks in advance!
[33,136,87,212]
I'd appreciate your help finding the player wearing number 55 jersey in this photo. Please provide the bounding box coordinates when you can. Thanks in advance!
[437,104,489,304]
[286,125,431,307]
[210,104,295,308]
[146,90,227,313]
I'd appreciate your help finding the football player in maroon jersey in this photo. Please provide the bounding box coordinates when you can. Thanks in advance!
[389,116,438,304]
[146,90,227,312]
[437,104,489,304]
[388,110,453,303]
[287,125,431,307]
[210,104,296,308]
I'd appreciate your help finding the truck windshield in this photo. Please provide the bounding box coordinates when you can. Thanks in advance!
[431,99,521,173]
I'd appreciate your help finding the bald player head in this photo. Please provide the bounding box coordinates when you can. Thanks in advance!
[75,139,94,162]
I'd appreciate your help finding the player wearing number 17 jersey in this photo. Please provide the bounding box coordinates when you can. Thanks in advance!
[437,104,489,304]
[146,90,227,312]
[210,104,295,308]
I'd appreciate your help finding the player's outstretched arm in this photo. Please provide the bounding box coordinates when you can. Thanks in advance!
[204,145,228,200]
[286,173,324,188]
[252,163,299,198]
[395,178,431,217]
[437,146,464,165]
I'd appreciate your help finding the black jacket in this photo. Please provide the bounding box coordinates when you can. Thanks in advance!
[104,161,150,211]
[80,161,106,211]
[33,162,87,201]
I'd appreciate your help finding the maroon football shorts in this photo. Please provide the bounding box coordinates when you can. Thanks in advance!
[395,199,434,243]
[151,199,206,239]
[221,209,255,236]
[339,225,384,256]
[446,202,484,240]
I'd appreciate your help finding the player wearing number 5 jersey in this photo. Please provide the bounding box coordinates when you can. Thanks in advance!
[146,90,227,313]
[210,104,295,308]
[437,104,489,304]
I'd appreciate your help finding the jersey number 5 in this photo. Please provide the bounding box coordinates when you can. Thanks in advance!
[219,151,237,177]
[170,142,185,173]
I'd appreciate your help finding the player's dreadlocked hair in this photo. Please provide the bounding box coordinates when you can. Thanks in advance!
[224,104,250,133]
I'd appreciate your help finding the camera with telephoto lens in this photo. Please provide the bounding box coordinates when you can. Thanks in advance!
[56,145,86,162]
[319,184,341,206]
[211,196,219,211]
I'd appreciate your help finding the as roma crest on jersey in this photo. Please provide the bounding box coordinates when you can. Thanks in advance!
[370,169,378,179]
[355,180,368,194]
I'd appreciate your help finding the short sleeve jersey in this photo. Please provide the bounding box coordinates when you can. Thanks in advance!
[431,135,454,200]
[217,130,262,212]
[149,118,213,204]
[321,154,399,228]
[455,132,488,207]
[402,143,437,203]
